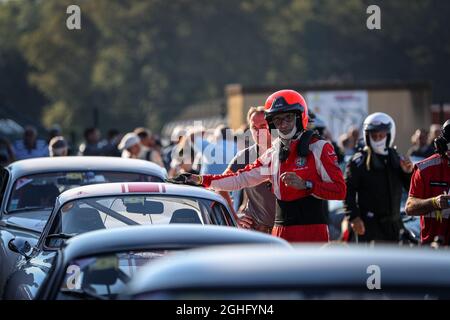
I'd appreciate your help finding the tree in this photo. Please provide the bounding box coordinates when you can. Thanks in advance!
[2,0,449,140]
[0,0,47,131]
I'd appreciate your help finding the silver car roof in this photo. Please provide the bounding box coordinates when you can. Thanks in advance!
[62,225,289,265]
[56,182,228,207]
[6,156,167,180]
[127,245,450,295]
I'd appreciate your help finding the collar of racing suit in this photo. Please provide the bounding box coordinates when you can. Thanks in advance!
[279,131,301,162]
[278,130,315,162]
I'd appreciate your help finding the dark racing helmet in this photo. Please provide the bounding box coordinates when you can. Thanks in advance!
[434,119,450,156]
[264,90,309,131]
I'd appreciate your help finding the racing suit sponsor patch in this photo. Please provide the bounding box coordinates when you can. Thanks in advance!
[429,181,448,187]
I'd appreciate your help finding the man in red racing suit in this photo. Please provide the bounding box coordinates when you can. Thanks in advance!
[176,90,346,242]
[406,119,450,245]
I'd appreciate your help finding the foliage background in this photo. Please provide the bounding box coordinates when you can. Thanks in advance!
[1,0,449,137]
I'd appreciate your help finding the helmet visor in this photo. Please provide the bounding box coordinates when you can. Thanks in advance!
[365,121,391,132]
[265,96,304,119]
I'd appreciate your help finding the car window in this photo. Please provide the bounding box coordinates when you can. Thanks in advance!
[45,195,218,247]
[58,250,179,300]
[7,171,162,213]
[0,168,9,206]
[45,195,233,248]
[209,202,233,226]
[203,200,235,227]
[220,204,235,226]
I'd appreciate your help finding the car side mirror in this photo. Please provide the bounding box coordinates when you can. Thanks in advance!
[8,237,33,259]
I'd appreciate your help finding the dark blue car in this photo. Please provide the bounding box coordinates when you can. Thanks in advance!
[3,225,289,300]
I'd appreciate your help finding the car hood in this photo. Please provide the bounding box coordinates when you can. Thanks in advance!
[3,210,52,233]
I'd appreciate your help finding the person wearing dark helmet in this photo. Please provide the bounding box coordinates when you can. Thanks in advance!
[406,119,450,245]
[344,112,414,243]
[172,89,346,242]
[309,112,345,165]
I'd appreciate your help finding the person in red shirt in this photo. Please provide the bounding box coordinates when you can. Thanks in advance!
[406,119,450,245]
[173,89,346,242]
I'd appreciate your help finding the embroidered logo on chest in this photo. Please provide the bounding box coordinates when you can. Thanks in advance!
[295,157,307,168]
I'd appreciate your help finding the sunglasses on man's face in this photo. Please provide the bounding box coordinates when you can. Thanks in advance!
[272,113,296,126]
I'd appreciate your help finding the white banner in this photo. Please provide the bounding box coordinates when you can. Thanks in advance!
[305,90,368,141]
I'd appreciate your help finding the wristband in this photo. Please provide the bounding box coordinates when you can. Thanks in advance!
[432,197,440,210]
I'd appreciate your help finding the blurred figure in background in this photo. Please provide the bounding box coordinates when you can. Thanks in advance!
[234,123,251,151]
[134,127,164,167]
[13,126,48,160]
[0,137,15,167]
[101,129,122,157]
[162,126,184,172]
[47,124,62,144]
[339,126,363,163]
[348,126,361,152]
[339,134,353,160]
[191,126,209,174]
[118,132,141,159]
[309,113,344,165]
[153,135,163,154]
[407,128,434,158]
[428,124,442,152]
[219,106,276,233]
[78,127,103,156]
[48,136,68,157]
[169,125,215,177]
[169,131,199,177]
[200,125,237,175]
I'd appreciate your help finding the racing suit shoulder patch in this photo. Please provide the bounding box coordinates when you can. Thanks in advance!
[417,156,442,171]
[429,181,448,187]
[351,152,364,167]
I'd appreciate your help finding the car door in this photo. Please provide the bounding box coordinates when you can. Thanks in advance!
[0,167,12,296]
[0,226,41,299]
[209,202,236,226]
[2,250,57,300]
[0,167,9,209]
[0,168,42,298]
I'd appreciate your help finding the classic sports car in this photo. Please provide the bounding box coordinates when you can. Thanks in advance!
[2,181,238,298]
[124,245,450,300]
[0,157,167,294]
[4,225,289,300]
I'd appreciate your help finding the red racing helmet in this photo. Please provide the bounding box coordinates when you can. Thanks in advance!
[264,89,309,130]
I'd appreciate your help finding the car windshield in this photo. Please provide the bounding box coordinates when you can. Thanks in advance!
[7,171,163,213]
[59,250,179,300]
[45,195,225,247]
